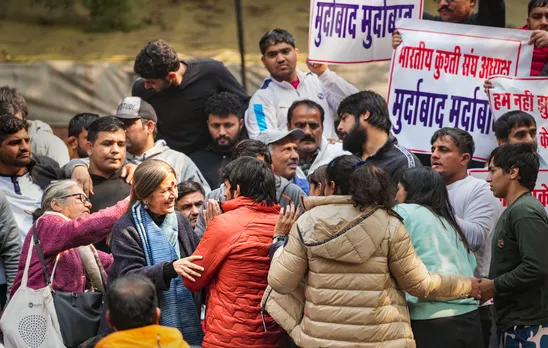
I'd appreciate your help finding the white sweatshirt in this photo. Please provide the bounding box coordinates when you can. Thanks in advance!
[245,69,358,139]
[447,175,503,278]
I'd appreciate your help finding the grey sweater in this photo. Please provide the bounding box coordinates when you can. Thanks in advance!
[0,191,22,293]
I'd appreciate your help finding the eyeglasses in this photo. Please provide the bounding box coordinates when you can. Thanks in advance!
[63,193,90,205]
[434,0,456,3]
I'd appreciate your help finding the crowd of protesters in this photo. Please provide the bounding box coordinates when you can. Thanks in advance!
[0,0,548,347]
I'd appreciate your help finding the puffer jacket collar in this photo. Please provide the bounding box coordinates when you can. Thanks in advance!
[297,196,400,264]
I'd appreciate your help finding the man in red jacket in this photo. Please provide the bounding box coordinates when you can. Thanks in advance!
[523,0,548,76]
[183,156,284,348]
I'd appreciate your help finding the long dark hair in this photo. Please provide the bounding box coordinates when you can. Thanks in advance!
[350,164,395,210]
[399,167,470,251]
[325,155,361,195]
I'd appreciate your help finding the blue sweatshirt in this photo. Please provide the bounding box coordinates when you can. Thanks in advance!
[394,203,479,320]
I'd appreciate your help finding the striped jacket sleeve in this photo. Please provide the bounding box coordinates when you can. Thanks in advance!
[245,92,279,139]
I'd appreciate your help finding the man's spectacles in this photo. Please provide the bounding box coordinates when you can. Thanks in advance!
[434,0,456,3]
[63,193,90,205]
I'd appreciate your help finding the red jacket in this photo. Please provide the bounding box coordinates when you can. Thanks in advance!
[184,197,283,348]
[521,24,548,76]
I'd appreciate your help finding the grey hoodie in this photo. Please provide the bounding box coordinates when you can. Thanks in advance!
[0,191,22,294]
[126,140,210,193]
[63,140,211,193]
[194,176,306,239]
[27,120,70,167]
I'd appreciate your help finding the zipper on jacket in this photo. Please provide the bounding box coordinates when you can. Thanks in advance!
[260,287,274,332]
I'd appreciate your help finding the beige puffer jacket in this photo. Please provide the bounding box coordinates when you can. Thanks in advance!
[267,196,472,348]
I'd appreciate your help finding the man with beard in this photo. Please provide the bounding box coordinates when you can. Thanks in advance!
[66,112,99,159]
[132,40,249,155]
[0,115,61,242]
[337,91,420,184]
[286,99,349,179]
[245,29,358,139]
[494,110,547,168]
[190,92,245,189]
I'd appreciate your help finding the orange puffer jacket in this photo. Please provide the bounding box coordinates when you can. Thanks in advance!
[184,196,284,348]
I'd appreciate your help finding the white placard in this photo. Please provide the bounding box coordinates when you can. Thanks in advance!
[487,76,548,165]
[308,0,423,64]
[468,169,548,213]
[388,19,534,161]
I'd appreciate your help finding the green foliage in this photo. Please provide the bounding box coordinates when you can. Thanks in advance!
[31,0,142,32]
[82,0,142,32]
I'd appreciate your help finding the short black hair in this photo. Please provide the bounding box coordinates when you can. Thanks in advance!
[287,99,325,125]
[87,116,126,144]
[134,40,180,79]
[221,156,277,205]
[0,114,28,143]
[205,92,244,120]
[177,181,205,201]
[259,29,296,55]
[494,110,536,142]
[326,155,361,195]
[107,274,158,331]
[431,127,475,159]
[350,165,396,210]
[68,113,100,138]
[529,0,548,15]
[489,143,539,191]
[338,91,391,133]
[0,87,28,119]
[231,139,272,165]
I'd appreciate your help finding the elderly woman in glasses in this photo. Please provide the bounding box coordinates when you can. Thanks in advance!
[10,180,129,297]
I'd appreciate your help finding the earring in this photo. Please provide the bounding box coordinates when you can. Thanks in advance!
[143,201,149,209]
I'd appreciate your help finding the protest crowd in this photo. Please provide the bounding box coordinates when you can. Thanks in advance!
[1,0,548,347]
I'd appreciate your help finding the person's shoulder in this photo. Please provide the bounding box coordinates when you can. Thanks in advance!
[250,78,276,99]
[389,142,420,168]
[510,194,546,216]
[112,212,135,233]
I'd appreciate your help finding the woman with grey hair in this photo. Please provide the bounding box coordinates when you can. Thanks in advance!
[10,179,129,297]
[107,159,204,346]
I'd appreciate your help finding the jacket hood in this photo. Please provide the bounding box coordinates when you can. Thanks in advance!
[27,119,53,137]
[296,196,392,264]
[127,140,169,163]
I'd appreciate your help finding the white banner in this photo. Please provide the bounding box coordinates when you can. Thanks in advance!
[388,19,534,161]
[308,0,423,64]
[468,169,548,213]
[487,76,548,165]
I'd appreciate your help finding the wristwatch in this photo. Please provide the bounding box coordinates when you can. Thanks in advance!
[272,235,288,244]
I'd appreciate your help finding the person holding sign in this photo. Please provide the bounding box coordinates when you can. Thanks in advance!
[423,0,505,27]
[483,143,548,347]
[494,110,548,168]
[245,29,358,140]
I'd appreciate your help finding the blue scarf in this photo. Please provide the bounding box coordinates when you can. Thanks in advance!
[131,202,203,345]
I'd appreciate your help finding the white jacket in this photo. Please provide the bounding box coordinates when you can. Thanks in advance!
[27,120,70,167]
[245,69,358,139]
[296,137,350,179]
